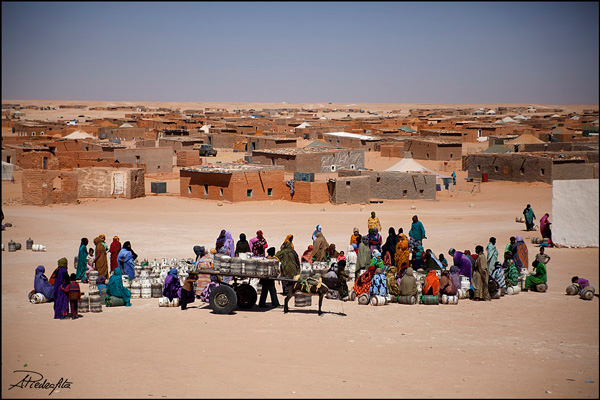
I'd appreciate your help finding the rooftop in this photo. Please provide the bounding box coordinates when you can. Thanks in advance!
[322,131,380,141]
[181,163,284,174]
[252,147,360,156]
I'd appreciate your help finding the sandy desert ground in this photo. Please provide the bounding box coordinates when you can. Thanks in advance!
[2,101,599,398]
[2,154,599,399]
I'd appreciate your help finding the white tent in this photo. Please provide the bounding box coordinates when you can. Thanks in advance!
[295,122,311,129]
[119,122,134,128]
[63,130,94,140]
[486,109,496,115]
[514,114,527,120]
[2,161,14,181]
[502,116,518,123]
[385,154,451,181]
[200,125,210,133]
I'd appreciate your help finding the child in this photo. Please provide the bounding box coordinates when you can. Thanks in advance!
[535,246,551,265]
[181,273,198,310]
[439,254,448,269]
[62,273,82,319]
[84,248,95,283]
[572,276,590,289]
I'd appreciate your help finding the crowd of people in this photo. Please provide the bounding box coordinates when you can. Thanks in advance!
[33,207,561,319]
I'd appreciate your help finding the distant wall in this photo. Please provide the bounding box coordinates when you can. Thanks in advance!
[113,147,173,173]
[552,179,599,247]
[21,170,79,205]
[75,167,145,199]
[328,176,371,204]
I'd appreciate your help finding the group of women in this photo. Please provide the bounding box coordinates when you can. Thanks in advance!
[76,235,137,282]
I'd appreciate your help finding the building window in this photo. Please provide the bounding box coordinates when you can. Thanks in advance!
[520,167,525,175]
[450,153,453,159]
[494,166,499,172]
[346,181,351,187]
[204,184,209,195]
[330,165,336,172]
[426,153,430,159]
[476,165,481,172]
[540,168,545,176]
[420,189,424,197]
[6,156,11,164]
[220,188,224,196]
[402,190,408,197]
[247,189,253,197]
[188,186,192,194]
[376,177,381,183]
[267,188,272,196]
[43,157,48,170]
[350,164,355,169]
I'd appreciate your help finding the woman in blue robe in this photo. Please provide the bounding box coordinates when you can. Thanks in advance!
[107,267,132,306]
[118,241,137,279]
[52,258,70,319]
[163,268,182,301]
[34,265,55,300]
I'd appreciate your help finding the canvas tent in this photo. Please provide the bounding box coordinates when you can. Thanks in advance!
[63,130,94,140]
[295,122,311,129]
[504,133,544,145]
[2,161,14,181]
[385,154,451,188]
[119,122,134,128]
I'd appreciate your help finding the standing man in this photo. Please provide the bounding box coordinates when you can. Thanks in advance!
[523,204,536,231]
[451,170,457,185]
[472,245,491,301]
[486,237,499,275]
[408,215,426,252]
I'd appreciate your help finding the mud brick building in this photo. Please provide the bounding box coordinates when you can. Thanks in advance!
[98,126,148,141]
[245,136,297,152]
[158,137,205,154]
[250,148,365,173]
[291,181,330,203]
[76,167,145,199]
[466,153,599,183]
[21,170,79,205]
[337,169,437,201]
[380,142,405,157]
[403,138,462,161]
[327,175,371,204]
[180,164,290,202]
[113,147,173,173]
[322,132,381,151]
[176,150,202,167]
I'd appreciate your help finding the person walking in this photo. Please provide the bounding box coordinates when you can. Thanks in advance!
[523,204,536,231]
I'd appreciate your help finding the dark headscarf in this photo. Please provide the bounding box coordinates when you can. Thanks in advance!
[34,265,54,300]
[235,233,251,255]
[96,275,106,285]
[382,227,398,262]
[122,241,137,259]
[267,247,276,257]
[81,238,89,246]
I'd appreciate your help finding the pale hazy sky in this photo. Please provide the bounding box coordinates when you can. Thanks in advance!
[2,1,598,104]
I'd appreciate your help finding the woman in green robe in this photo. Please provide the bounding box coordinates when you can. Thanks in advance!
[107,267,131,306]
[76,238,89,282]
[355,236,372,280]
[524,260,547,290]
[275,241,300,279]
[503,252,519,287]
[523,204,536,231]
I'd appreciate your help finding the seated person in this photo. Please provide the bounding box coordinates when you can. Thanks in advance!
[571,276,590,289]
[524,260,547,291]
[423,269,440,296]
[163,268,182,301]
[106,267,131,306]
[503,252,520,287]
[439,270,457,296]
[34,265,55,301]
[369,267,388,297]
[398,267,418,297]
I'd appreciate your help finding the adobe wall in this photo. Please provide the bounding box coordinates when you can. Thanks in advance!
[380,144,404,157]
[113,147,173,173]
[251,152,299,172]
[176,150,202,167]
[404,139,461,161]
[2,149,17,164]
[135,139,156,148]
[180,169,289,202]
[365,171,437,200]
[319,150,365,173]
[552,161,598,181]
[75,167,145,199]
[21,170,79,205]
[467,154,554,183]
[16,151,60,170]
[329,176,371,204]
[98,127,148,140]
[206,133,239,149]
[291,181,329,204]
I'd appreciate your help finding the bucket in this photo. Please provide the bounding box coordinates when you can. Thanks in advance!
[370,295,387,306]
[357,293,370,305]
[535,283,548,293]
[105,296,126,307]
[294,293,312,307]
[420,294,439,305]
[482,173,488,182]
[398,295,417,305]
[580,286,595,300]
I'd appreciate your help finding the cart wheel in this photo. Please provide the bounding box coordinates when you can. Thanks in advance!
[209,285,237,314]
[235,283,257,309]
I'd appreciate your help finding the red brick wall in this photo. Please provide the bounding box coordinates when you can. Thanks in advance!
[176,150,201,167]
[291,181,329,203]
[16,151,60,170]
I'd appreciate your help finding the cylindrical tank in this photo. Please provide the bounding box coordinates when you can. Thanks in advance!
[88,270,99,287]
[531,237,541,244]
[151,281,162,298]
[357,293,370,305]
[420,294,439,305]
[460,276,471,290]
[349,290,356,301]
[106,296,126,307]
[492,291,501,299]
[370,295,387,306]
[130,280,141,298]
[230,257,242,275]
[294,293,312,307]
[213,254,222,271]
[78,295,89,312]
[398,295,417,305]
[158,297,169,307]
[387,294,397,303]
[256,259,269,277]
[516,216,525,222]
[220,256,231,274]
[170,297,179,307]
[26,238,34,250]
[30,293,48,304]
[14,242,22,250]
[580,286,595,300]
[89,290,103,313]
[244,258,257,276]
[141,279,151,298]
[8,240,16,252]
[535,283,548,293]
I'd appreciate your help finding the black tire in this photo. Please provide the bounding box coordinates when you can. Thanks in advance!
[235,283,257,309]
[209,285,237,314]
